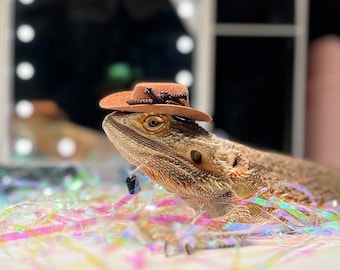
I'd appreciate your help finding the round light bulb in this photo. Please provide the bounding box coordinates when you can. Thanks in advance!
[16,62,35,80]
[176,35,194,54]
[177,1,195,19]
[175,70,193,87]
[19,0,35,5]
[15,138,34,156]
[16,100,34,119]
[57,137,77,158]
[17,24,35,43]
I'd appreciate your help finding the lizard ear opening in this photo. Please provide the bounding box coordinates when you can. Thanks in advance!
[191,150,202,164]
[232,157,239,168]
[225,152,243,169]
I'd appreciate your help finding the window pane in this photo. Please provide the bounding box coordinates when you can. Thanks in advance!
[214,37,294,152]
[217,0,294,24]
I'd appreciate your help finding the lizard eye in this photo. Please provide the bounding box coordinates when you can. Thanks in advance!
[143,115,165,132]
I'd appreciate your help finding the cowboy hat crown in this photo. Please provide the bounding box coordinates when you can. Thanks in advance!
[99,82,212,122]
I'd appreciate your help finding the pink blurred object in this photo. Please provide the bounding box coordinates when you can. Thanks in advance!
[306,35,340,169]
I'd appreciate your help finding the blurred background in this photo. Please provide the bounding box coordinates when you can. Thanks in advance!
[1,0,340,169]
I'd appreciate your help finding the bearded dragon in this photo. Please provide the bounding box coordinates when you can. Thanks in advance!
[102,111,340,248]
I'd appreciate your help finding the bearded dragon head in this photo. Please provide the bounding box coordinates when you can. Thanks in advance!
[104,112,251,198]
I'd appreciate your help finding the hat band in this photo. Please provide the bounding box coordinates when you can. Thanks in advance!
[126,87,188,106]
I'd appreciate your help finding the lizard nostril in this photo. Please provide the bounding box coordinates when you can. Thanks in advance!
[191,150,202,164]
[232,157,239,168]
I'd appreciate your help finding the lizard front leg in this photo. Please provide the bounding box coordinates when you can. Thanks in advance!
[160,205,252,255]
[192,204,252,251]
[171,190,252,252]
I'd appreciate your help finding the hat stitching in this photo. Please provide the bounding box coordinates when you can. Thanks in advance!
[126,87,188,106]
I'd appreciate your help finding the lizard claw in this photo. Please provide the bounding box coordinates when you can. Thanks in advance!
[163,239,195,256]
[185,243,193,255]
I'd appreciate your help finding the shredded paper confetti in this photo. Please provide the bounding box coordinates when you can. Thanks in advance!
[1,164,340,268]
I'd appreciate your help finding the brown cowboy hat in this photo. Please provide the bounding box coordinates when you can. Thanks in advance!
[99,82,212,122]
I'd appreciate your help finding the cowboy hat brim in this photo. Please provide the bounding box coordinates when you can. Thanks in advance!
[99,91,213,122]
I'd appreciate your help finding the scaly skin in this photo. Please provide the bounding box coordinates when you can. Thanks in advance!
[102,111,340,227]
